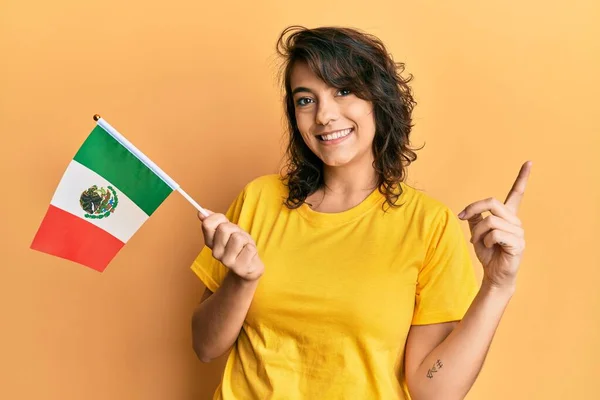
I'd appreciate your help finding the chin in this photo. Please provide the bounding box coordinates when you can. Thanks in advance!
[320,155,356,167]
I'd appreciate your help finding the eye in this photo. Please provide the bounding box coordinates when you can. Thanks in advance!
[296,97,314,107]
[337,88,352,96]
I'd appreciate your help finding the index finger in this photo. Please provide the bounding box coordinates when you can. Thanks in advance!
[504,161,533,213]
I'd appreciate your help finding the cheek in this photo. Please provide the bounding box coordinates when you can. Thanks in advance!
[354,108,376,136]
[295,110,314,138]
[346,102,374,124]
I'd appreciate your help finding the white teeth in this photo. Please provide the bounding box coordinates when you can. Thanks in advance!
[320,128,352,141]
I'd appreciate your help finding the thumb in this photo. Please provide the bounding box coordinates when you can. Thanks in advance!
[197,208,214,222]
[466,213,483,234]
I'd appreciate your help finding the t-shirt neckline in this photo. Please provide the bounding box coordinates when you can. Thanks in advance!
[295,184,393,227]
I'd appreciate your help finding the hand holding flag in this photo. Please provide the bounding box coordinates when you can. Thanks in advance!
[197,209,264,282]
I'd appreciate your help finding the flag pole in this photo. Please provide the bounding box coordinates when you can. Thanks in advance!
[93,114,210,218]
[176,187,209,217]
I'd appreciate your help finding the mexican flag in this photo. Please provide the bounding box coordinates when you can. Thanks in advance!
[31,116,182,272]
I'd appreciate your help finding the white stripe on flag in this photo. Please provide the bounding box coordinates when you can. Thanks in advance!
[50,160,150,243]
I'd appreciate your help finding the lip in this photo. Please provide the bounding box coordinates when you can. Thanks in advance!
[316,128,354,146]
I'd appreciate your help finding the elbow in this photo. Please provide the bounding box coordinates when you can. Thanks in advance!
[191,320,215,363]
[192,340,232,364]
[404,377,436,400]
[192,340,216,363]
[406,386,425,400]
[190,309,232,363]
[197,353,215,364]
[192,326,227,363]
[405,373,423,400]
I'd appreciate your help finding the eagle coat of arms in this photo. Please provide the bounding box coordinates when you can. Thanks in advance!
[79,185,119,219]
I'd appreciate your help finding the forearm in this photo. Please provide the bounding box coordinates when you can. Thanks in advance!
[191,271,259,362]
[407,280,515,400]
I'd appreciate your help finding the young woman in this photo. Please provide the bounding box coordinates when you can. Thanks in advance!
[189,25,531,400]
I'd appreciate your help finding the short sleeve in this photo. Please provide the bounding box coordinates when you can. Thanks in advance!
[412,206,479,325]
[190,185,248,292]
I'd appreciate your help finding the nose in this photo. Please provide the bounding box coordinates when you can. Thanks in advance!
[315,97,339,126]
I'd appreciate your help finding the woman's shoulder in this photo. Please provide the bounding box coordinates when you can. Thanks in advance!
[243,173,286,193]
[398,181,457,220]
[238,173,288,204]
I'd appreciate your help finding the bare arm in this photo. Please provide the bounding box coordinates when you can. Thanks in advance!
[405,163,531,399]
[404,281,514,400]
[191,273,259,362]
[191,210,265,363]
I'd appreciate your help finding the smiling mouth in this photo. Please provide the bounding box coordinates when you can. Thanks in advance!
[317,128,353,141]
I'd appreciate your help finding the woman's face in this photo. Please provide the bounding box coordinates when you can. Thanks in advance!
[289,61,376,168]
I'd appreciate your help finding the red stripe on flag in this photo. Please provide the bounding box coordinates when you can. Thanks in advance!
[31,205,125,272]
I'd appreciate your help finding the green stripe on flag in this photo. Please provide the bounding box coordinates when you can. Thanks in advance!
[74,125,173,215]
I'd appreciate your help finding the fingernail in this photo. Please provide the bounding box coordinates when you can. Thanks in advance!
[458,210,466,219]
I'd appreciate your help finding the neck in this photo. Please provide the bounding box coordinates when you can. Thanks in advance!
[321,159,378,196]
[304,155,379,213]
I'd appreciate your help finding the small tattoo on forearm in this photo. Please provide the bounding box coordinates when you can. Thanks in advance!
[426,359,443,379]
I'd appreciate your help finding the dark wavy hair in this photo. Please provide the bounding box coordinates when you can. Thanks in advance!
[275,25,420,210]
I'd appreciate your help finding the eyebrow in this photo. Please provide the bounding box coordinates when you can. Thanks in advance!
[291,86,313,96]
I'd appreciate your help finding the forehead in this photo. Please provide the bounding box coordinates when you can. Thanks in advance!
[289,61,326,90]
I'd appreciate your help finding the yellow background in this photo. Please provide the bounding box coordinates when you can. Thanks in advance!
[1,0,598,399]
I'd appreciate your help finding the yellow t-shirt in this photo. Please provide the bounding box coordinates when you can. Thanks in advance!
[191,174,479,399]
